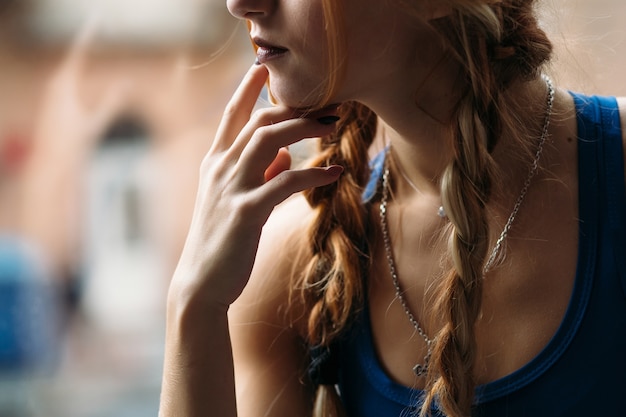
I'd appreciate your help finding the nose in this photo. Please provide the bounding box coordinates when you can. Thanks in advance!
[227,0,274,19]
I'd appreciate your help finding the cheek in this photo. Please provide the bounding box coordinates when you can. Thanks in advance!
[343,11,426,79]
[271,8,331,106]
[292,0,328,65]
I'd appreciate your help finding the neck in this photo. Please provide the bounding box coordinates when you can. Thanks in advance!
[365,70,552,206]
[336,17,464,189]
[361,51,463,195]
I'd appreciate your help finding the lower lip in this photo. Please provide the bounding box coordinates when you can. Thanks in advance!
[256,47,288,64]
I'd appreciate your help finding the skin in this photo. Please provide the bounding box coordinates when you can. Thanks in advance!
[159,0,626,415]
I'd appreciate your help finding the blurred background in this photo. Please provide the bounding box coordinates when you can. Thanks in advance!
[0,1,624,416]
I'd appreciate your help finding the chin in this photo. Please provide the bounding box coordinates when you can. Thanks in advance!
[268,76,328,110]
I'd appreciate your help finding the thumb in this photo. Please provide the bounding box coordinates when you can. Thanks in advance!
[264,147,292,182]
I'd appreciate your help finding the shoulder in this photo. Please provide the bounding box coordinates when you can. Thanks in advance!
[231,192,315,328]
[228,194,317,416]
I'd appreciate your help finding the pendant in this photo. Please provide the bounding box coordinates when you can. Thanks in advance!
[413,350,431,377]
[413,363,428,377]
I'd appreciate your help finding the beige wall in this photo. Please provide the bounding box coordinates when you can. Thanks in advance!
[543,0,626,95]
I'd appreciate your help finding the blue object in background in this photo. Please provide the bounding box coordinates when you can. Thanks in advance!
[0,236,62,374]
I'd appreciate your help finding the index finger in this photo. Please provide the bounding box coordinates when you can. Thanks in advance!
[210,63,269,153]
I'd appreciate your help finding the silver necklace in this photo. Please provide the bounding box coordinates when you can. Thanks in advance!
[379,75,554,377]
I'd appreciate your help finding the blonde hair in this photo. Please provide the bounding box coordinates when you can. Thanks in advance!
[290,1,553,416]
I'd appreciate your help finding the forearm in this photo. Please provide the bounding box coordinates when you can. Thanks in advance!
[160,292,236,417]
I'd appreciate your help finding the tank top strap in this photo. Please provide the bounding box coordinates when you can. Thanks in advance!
[570,92,626,299]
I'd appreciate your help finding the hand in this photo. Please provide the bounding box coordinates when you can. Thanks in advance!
[170,63,342,309]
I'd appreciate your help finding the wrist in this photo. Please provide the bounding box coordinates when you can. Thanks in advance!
[167,275,230,320]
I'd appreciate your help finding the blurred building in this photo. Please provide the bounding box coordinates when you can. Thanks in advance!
[0,1,251,416]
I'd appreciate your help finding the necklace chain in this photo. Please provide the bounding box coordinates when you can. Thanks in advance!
[379,75,555,377]
[484,75,555,272]
[380,167,433,376]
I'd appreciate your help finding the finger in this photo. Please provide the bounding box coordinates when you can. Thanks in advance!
[210,64,269,153]
[229,105,337,164]
[264,147,292,182]
[231,103,338,155]
[227,105,297,158]
[250,166,344,214]
[236,117,337,184]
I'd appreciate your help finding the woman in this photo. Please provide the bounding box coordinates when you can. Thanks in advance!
[159,0,626,416]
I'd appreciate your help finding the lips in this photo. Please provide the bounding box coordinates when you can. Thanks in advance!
[253,37,288,64]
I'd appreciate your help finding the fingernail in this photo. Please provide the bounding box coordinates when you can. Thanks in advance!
[317,115,340,125]
[254,57,261,66]
[325,165,344,176]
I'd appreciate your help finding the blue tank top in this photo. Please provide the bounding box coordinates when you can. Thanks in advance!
[336,93,626,416]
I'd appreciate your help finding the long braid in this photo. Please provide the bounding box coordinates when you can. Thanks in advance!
[294,102,377,416]
[300,102,377,345]
[425,53,500,417]
[421,2,552,416]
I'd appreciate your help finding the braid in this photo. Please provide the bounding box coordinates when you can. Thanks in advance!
[423,41,499,417]
[294,102,377,417]
[420,2,552,416]
[298,102,377,345]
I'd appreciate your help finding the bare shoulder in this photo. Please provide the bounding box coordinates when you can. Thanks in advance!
[616,97,626,184]
[231,192,315,323]
[228,193,316,416]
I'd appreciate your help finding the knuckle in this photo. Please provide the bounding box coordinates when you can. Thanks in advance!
[253,124,273,140]
[199,152,217,172]
[271,170,297,190]
[222,101,239,119]
[232,194,259,220]
[199,153,228,179]
[199,158,212,176]
[248,125,274,149]
[250,108,276,126]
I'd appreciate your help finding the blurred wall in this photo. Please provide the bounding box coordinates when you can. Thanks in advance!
[542,0,626,95]
[0,3,253,416]
[0,0,253,281]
